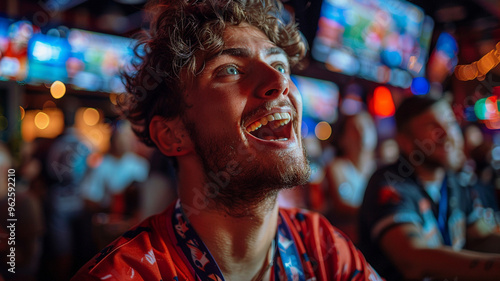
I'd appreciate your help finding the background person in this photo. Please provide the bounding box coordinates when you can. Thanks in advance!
[359,95,500,281]
[322,110,377,244]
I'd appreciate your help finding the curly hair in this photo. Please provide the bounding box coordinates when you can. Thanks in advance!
[120,0,307,146]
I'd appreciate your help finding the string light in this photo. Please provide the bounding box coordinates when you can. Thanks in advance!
[455,42,500,81]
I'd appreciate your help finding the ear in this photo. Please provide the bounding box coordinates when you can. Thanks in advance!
[149,116,193,156]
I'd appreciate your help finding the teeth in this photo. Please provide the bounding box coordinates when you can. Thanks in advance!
[270,138,288,141]
[246,112,291,133]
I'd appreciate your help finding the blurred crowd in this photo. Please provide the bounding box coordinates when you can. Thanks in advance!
[0,94,499,281]
[0,108,178,281]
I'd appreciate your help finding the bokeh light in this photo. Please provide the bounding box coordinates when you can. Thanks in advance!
[50,80,66,99]
[473,97,500,121]
[370,86,395,117]
[34,111,50,129]
[314,121,332,141]
[19,106,25,120]
[411,77,430,95]
[83,108,100,126]
[109,93,118,105]
[477,50,500,75]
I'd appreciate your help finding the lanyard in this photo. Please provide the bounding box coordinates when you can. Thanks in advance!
[171,200,306,281]
[274,214,306,281]
[437,176,451,246]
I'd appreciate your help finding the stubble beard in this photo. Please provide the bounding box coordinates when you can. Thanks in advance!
[183,117,311,217]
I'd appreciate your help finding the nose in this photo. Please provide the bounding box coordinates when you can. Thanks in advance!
[253,64,289,99]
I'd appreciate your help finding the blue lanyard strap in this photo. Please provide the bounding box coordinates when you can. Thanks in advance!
[274,212,306,281]
[172,200,307,281]
[437,176,451,246]
[172,200,225,281]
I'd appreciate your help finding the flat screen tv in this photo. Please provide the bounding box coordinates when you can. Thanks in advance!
[291,74,339,125]
[312,0,434,88]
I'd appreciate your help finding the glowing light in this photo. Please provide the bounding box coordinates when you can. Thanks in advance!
[314,121,332,141]
[370,86,395,117]
[32,41,62,62]
[109,93,118,105]
[381,49,402,68]
[477,50,500,75]
[474,98,488,120]
[50,81,66,99]
[411,77,430,95]
[492,146,500,161]
[83,108,100,126]
[34,112,50,129]
[455,41,500,81]
[485,96,498,114]
[19,106,25,120]
[485,118,500,130]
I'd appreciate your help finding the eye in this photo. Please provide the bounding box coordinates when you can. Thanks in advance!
[217,65,240,76]
[275,63,287,74]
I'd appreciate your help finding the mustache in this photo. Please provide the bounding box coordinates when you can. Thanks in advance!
[241,99,298,126]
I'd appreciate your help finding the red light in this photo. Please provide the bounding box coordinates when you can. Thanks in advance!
[370,86,395,117]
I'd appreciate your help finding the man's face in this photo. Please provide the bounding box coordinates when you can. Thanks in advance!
[405,101,465,171]
[181,23,311,208]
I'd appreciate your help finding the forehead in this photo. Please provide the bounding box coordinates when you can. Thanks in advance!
[222,23,275,49]
[410,101,455,127]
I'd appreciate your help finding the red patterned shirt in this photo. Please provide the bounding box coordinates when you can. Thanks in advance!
[72,201,383,281]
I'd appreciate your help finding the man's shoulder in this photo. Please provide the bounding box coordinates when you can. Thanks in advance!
[366,161,421,194]
[72,206,178,281]
[279,207,349,241]
[279,207,385,280]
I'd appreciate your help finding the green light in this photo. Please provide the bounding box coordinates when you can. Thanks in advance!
[474,98,487,120]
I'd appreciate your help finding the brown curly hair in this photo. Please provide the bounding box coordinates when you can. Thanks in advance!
[120,0,307,146]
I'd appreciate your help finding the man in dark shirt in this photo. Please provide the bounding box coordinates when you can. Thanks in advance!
[359,95,500,280]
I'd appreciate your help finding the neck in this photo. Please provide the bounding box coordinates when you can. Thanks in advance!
[177,157,278,280]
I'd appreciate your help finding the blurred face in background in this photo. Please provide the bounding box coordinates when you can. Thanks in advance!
[401,100,465,171]
[340,111,377,154]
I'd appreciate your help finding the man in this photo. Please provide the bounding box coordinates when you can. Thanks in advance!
[72,0,382,280]
[359,95,500,281]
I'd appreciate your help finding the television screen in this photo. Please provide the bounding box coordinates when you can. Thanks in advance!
[291,75,339,124]
[0,19,37,82]
[67,29,136,93]
[27,33,71,83]
[312,0,433,88]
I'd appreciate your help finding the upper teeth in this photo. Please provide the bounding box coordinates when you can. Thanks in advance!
[246,112,291,132]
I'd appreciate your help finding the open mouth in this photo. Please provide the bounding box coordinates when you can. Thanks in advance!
[245,112,292,141]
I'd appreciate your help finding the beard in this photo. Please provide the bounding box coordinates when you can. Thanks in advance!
[182,112,311,216]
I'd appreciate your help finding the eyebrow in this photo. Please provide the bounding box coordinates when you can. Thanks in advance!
[207,46,288,62]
